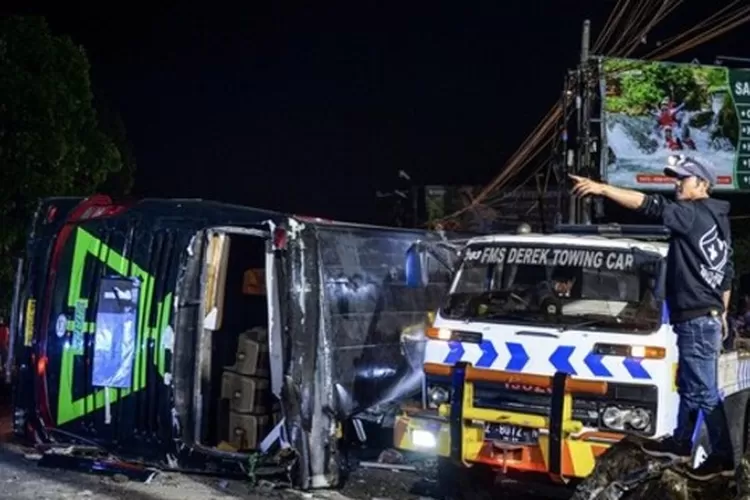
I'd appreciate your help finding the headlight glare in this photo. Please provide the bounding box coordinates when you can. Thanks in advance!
[428,386,450,406]
[628,408,651,431]
[600,405,652,433]
[602,406,624,429]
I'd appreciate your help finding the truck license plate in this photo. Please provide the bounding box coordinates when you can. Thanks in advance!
[484,423,539,444]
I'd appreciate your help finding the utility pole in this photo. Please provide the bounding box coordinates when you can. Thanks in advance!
[580,20,592,224]
[569,19,591,225]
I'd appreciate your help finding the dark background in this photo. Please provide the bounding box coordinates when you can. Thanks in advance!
[5,1,748,223]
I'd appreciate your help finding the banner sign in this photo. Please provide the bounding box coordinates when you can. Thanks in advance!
[600,57,750,191]
[92,276,140,389]
[463,246,634,271]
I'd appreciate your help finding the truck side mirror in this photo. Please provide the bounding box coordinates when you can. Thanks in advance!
[405,245,427,288]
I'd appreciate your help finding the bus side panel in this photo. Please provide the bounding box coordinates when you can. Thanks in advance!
[315,226,452,415]
[12,198,85,437]
[41,218,186,459]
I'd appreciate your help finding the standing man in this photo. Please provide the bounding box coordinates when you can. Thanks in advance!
[570,154,734,479]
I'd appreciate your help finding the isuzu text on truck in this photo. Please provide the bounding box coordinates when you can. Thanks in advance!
[394,224,750,495]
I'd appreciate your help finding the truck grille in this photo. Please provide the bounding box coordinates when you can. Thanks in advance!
[427,375,658,434]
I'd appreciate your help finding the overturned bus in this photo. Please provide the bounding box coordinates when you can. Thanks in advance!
[9,194,453,488]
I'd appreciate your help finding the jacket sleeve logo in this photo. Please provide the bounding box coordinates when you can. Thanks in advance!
[698,225,728,288]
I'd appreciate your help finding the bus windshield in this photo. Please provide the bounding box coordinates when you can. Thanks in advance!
[442,243,664,333]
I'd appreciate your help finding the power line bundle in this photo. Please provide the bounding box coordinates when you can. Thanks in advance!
[434,0,750,230]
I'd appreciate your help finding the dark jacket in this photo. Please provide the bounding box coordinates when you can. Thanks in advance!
[638,195,734,323]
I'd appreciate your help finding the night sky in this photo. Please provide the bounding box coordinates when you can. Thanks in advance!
[9,1,750,223]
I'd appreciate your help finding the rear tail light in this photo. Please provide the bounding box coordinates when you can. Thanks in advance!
[273,227,288,250]
[44,206,58,224]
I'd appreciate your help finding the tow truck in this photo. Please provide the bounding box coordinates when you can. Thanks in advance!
[394,223,750,497]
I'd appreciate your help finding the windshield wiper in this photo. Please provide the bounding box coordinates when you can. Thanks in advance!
[471,311,548,325]
[482,312,532,321]
[559,317,621,331]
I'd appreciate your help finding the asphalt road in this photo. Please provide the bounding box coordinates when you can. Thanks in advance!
[0,444,426,500]
[0,388,562,500]
[0,441,573,500]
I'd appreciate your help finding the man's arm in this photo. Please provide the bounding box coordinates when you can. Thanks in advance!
[721,225,735,312]
[722,276,732,340]
[600,185,646,210]
[723,289,732,311]
[571,175,696,234]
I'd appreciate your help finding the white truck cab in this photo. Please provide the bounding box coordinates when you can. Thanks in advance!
[395,224,750,484]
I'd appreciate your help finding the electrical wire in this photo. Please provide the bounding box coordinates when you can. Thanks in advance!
[465,0,642,211]
[434,1,749,227]
[610,0,660,55]
[481,143,554,207]
[619,0,676,57]
[656,5,750,61]
[644,0,742,59]
[594,0,632,53]
[651,0,685,27]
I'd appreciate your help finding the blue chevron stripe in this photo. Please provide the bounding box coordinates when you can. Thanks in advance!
[549,346,577,375]
[438,340,655,381]
[623,357,651,380]
[475,340,499,368]
[583,352,613,378]
[505,342,530,372]
[443,341,465,365]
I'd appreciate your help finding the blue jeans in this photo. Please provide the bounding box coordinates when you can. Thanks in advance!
[673,315,731,457]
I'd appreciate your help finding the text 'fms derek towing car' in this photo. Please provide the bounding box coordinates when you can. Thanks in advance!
[394,223,750,497]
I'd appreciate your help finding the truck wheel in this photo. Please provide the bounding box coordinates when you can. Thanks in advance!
[437,459,496,500]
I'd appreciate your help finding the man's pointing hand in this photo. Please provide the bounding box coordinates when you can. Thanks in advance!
[570,174,606,197]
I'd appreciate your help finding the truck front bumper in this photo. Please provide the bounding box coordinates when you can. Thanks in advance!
[394,362,622,480]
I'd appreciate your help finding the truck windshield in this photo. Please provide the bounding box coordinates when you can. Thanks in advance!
[442,243,663,333]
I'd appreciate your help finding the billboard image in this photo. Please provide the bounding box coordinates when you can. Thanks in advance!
[601,57,750,191]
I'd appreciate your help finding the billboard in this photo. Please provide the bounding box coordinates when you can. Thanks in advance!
[601,57,750,191]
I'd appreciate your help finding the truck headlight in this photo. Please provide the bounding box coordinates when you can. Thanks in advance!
[428,386,450,407]
[628,408,651,431]
[412,429,437,448]
[600,405,652,432]
[602,406,625,429]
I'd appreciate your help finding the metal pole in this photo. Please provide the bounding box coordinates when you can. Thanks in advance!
[411,185,419,227]
[580,20,592,224]
[552,88,570,230]
[569,69,580,225]
[580,20,591,65]
[715,55,750,65]
[570,19,591,224]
